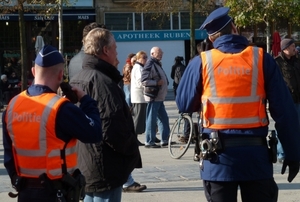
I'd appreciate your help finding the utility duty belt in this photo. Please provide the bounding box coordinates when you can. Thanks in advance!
[199,130,278,169]
[223,136,267,148]
[9,169,86,202]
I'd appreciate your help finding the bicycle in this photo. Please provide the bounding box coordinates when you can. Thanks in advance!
[168,113,201,159]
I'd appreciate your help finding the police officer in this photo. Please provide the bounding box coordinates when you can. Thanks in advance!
[176,7,300,202]
[3,45,103,202]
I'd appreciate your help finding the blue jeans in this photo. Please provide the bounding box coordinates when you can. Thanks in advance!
[84,186,122,202]
[123,84,131,107]
[123,173,134,188]
[277,103,300,160]
[145,101,170,145]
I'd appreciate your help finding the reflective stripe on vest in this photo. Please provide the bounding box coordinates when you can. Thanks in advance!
[201,46,268,129]
[6,91,77,179]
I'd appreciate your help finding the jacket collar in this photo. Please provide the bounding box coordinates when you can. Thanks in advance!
[83,54,123,84]
[213,35,249,53]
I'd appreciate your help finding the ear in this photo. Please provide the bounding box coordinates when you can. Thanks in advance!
[102,45,109,56]
[31,67,36,77]
[208,36,214,43]
[231,22,238,34]
[58,68,64,82]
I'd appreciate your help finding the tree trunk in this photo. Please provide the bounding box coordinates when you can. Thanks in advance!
[190,0,195,59]
[18,0,27,91]
[58,0,63,54]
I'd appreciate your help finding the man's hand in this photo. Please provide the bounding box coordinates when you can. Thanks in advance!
[71,86,86,101]
[281,159,300,182]
[157,79,164,86]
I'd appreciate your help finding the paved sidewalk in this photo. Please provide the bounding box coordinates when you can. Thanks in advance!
[1,92,300,201]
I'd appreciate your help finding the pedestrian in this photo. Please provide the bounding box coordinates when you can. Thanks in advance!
[122,53,136,108]
[141,46,170,148]
[170,56,186,97]
[176,7,300,202]
[68,22,106,81]
[131,51,148,146]
[3,45,103,202]
[275,38,300,163]
[69,28,144,201]
[1,74,12,105]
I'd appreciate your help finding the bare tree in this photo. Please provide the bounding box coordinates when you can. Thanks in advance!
[131,0,216,58]
[0,0,72,90]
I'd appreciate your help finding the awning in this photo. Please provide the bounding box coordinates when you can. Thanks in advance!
[0,9,95,21]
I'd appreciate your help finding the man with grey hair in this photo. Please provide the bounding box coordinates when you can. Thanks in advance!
[68,22,106,81]
[141,46,170,148]
[70,28,143,201]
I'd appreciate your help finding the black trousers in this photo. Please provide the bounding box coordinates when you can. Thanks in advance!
[203,179,278,202]
[132,103,147,135]
[18,187,57,202]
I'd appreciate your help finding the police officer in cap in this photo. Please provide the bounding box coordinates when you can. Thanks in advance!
[3,45,103,201]
[176,7,300,202]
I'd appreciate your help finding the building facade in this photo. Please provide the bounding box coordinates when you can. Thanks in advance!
[0,0,96,79]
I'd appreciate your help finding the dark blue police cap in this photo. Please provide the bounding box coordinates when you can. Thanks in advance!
[35,45,64,67]
[199,7,232,35]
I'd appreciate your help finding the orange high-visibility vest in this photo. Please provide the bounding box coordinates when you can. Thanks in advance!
[200,46,268,129]
[5,91,77,179]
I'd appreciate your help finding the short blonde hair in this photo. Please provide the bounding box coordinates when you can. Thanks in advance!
[136,51,147,60]
[84,28,114,56]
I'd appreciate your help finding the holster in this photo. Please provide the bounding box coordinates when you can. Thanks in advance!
[267,130,278,163]
[39,169,86,202]
[62,169,86,202]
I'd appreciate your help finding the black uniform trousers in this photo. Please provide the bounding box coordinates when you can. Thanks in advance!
[203,178,278,202]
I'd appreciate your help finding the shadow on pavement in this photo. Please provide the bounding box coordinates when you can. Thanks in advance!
[0,168,8,175]
[141,186,203,192]
[277,183,300,190]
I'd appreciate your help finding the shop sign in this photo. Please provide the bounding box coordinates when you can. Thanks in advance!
[34,15,55,21]
[0,15,10,20]
[112,30,208,42]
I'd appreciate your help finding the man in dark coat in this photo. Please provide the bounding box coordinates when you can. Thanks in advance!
[70,28,142,201]
[275,38,300,162]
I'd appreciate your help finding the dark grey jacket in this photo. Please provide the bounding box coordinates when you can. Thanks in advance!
[68,47,85,81]
[275,53,300,103]
[70,54,142,192]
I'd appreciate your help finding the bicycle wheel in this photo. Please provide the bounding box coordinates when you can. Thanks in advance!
[168,114,193,159]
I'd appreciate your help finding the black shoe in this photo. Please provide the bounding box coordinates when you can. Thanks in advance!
[145,144,161,148]
[194,154,200,161]
[161,142,176,147]
[160,143,168,147]
[123,182,147,192]
[155,137,161,143]
[137,140,145,146]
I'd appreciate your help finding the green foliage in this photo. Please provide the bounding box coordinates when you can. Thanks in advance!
[224,0,300,27]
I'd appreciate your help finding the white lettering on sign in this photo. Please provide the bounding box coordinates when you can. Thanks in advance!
[163,32,189,38]
[78,15,89,20]
[34,15,54,21]
[117,33,161,40]
[0,15,9,20]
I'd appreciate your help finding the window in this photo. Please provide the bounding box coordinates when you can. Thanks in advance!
[0,21,20,49]
[135,13,142,30]
[143,13,171,30]
[63,21,86,55]
[180,12,206,30]
[105,13,133,30]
